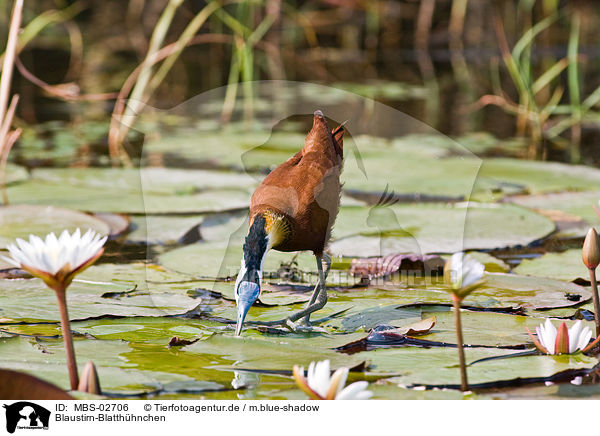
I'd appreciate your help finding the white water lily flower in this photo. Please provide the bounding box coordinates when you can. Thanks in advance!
[528,319,600,355]
[4,228,107,292]
[444,252,485,298]
[293,360,373,400]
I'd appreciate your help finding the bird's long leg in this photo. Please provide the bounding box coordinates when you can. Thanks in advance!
[301,253,331,324]
[285,253,331,328]
[302,255,325,315]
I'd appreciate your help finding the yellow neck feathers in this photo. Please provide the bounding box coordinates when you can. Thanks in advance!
[262,211,290,249]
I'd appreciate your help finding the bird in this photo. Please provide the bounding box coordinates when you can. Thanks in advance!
[234,110,345,335]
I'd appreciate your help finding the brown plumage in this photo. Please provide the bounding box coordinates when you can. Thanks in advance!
[249,110,344,255]
[234,110,345,335]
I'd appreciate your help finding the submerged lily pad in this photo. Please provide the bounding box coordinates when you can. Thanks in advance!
[0,205,109,248]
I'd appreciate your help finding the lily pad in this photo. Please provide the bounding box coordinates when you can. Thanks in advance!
[463,251,510,273]
[0,273,201,322]
[183,333,365,371]
[478,159,600,196]
[469,273,592,310]
[0,205,109,248]
[514,250,589,282]
[32,167,258,195]
[417,309,592,348]
[6,180,250,214]
[330,203,554,256]
[0,336,210,394]
[364,347,596,387]
[343,142,600,202]
[507,191,599,237]
[127,215,205,245]
[143,130,307,171]
[157,241,318,279]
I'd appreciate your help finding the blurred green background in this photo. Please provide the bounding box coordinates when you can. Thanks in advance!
[2,0,600,166]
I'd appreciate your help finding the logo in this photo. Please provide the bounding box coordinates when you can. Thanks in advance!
[3,402,50,434]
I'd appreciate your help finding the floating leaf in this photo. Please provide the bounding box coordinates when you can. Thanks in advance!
[158,241,318,279]
[514,250,589,282]
[364,346,597,387]
[127,215,205,245]
[6,181,250,214]
[330,203,554,256]
[508,191,599,237]
[93,213,130,239]
[0,205,109,248]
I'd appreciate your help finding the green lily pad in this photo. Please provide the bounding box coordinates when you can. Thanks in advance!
[479,382,600,399]
[157,241,318,279]
[365,347,596,386]
[462,251,510,273]
[6,167,258,214]
[183,333,365,371]
[418,309,592,348]
[364,272,589,311]
[0,205,109,248]
[0,336,211,394]
[343,141,600,202]
[6,180,250,214]
[471,273,592,310]
[514,250,589,282]
[32,167,258,195]
[77,262,198,289]
[330,203,554,256]
[479,159,600,196]
[143,130,307,171]
[507,191,599,237]
[0,274,201,322]
[127,215,205,244]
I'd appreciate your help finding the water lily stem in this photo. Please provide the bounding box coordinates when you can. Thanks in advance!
[452,295,469,391]
[589,268,600,337]
[55,289,79,390]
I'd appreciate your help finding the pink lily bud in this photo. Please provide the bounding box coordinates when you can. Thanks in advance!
[582,228,600,270]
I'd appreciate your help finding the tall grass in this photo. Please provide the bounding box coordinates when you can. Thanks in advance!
[479,9,600,161]
[108,0,285,165]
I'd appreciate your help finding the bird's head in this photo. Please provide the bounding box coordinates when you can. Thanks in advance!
[235,215,269,335]
[235,279,260,336]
